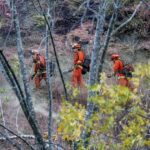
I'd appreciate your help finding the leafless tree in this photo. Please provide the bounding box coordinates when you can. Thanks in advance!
[0,50,37,150]
[4,0,46,149]
[36,0,68,101]
[45,0,56,149]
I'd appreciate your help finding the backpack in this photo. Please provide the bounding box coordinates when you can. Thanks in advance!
[122,64,134,78]
[82,55,91,75]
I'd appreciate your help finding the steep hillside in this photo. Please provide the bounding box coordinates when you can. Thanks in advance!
[0,0,150,149]
[0,1,149,65]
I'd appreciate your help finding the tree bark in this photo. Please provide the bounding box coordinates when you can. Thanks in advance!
[45,25,53,150]
[0,51,35,150]
[46,0,56,149]
[12,1,46,149]
[97,0,119,82]
[82,0,107,148]
[0,131,21,150]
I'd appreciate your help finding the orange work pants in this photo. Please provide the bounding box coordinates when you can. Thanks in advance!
[34,73,46,88]
[72,68,84,88]
[118,77,134,91]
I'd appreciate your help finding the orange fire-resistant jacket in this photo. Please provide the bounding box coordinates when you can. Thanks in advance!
[34,55,46,73]
[113,59,124,77]
[72,50,85,87]
[34,55,46,88]
[74,51,85,65]
[113,59,134,90]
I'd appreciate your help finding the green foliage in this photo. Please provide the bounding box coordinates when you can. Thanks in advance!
[67,0,84,9]
[133,62,150,79]
[32,15,45,28]
[9,55,20,76]
[4,96,9,103]
[0,17,5,29]
[0,88,7,94]
[56,101,86,141]
[0,19,2,29]
[0,88,9,103]
[66,83,81,99]
[57,63,150,149]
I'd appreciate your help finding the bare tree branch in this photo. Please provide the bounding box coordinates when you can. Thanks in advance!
[87,7,98,16]
[142,0,150,9]
[97,0,119,82]
[30,0,41,13]
[111,1,143,36]
[0,134,66,150]
[12,1,46,148]
[0,50,47,149]
[36,0,68,101]
[3,18,13,49]
[0,123,35,150]
[0,98,9,135]
[15,107,21,134]
[45,28,53,150]
[73,1,88,16]
[0,131,21,150]
[80,0,91,27]
[45,0,54,148]
[0,135,35,141]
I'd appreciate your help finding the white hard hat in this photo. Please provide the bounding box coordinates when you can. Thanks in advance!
[72,43,81,49]
[31,50,39,55]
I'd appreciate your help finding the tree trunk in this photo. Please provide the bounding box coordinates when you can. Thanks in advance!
[0,50,42,150]
[82,0,107,147]
[46,1,56,149]
[12,1,46,149]
[45,26,53,150]
[97,0,119,82]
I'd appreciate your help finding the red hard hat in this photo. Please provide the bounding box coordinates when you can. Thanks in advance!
[111,54,120,60]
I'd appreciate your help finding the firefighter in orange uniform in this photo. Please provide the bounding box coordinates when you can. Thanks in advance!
[111,54,133,90]
[31,50,46,89]
[72,43,85,88]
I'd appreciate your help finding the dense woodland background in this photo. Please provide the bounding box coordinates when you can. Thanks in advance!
[0,0,150,150]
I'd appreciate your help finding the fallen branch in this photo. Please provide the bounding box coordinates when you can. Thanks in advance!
[0,123,35,150]
[0,134,66,150]
[0,132,21,150]
[0,135,35,141]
